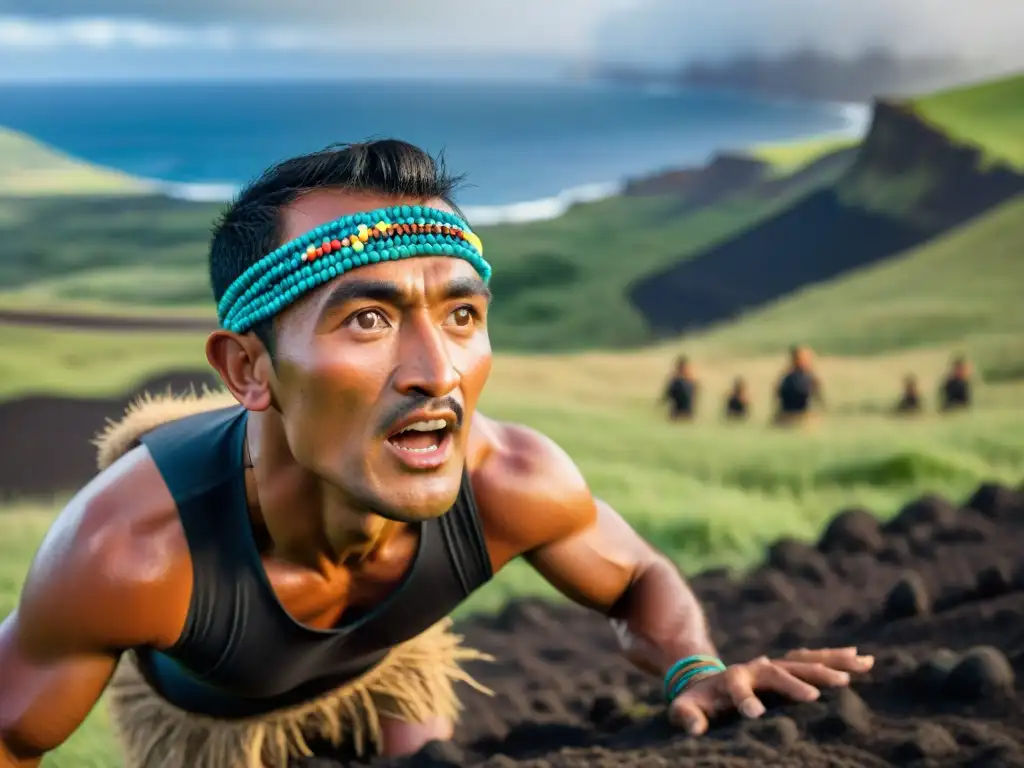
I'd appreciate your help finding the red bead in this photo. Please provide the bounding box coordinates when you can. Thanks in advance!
[315,247,324,258]
[331,239,342,250]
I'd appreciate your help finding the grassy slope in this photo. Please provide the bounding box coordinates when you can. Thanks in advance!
[744,134,860,175]
[0,128,149,197]
[910,73,1024,170]
[699,195,1024,364]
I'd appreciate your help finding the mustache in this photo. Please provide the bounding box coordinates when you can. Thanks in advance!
[378,394,464,436]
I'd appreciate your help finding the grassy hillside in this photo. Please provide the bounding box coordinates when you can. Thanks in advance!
[911,73,1024,169]
[0,128,150,197]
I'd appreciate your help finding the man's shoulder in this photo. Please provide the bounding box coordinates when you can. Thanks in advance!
[17,446,191,655]
[466,416,596,556]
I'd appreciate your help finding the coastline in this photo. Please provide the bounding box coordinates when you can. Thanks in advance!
[1,94,873,226]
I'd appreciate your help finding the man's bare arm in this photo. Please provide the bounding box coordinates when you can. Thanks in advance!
[0,451,191,766]
[476,422,715,680]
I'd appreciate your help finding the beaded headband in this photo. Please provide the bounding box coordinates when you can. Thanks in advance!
[217,205,491,333]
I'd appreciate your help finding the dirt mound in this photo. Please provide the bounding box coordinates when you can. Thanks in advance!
[0,370,219,499]
[302,482,1024,767]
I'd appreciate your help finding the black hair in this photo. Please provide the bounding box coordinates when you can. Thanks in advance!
[209,139,467,358]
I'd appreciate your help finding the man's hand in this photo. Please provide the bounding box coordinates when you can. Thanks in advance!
[668,648,875,735]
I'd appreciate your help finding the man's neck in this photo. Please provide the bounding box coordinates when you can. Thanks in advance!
[244,410,403,575]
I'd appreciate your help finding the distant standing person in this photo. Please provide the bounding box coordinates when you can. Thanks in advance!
[774,345,823,425]
[663,356,698,421]
[940,355,973,412]
[724,377,749,421]
[894,374,923,415]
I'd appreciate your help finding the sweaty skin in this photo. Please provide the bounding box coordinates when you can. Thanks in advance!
[0,192,871,766]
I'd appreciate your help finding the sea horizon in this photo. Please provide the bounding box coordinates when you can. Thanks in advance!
[0,78,871,225]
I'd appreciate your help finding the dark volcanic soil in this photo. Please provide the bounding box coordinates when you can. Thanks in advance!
[303,482,1024,767]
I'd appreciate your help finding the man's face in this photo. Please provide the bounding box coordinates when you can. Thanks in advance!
[267,190,493,523]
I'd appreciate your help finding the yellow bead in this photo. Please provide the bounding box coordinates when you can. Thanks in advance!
[306,244,317,256]
[352,239,365,252]
[357,224,370,242]
[464,232,483,254]
[375,221,389,233]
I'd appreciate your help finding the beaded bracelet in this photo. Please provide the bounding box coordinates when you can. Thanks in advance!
[663,655,727,703]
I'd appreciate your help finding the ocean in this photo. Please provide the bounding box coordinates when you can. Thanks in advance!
[0,80,868,224]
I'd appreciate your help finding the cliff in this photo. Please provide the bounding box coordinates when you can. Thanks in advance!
[627,98,1024,336]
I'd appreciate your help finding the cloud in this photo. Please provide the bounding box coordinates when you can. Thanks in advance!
[595,0,1024,66]
[0,1,637,54]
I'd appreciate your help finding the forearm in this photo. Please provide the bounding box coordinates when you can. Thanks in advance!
[607,555,718,677]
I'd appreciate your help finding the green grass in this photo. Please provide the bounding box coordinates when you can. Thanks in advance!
[701,195,1024,359]
[0,325,209,400]
[3,336,1024,765]
[745,134,860,175]
[0,129,150,197]
[911,73,1024,170]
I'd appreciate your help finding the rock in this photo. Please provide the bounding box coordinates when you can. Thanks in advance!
[945,646,1015,700]
[882,572,931,621]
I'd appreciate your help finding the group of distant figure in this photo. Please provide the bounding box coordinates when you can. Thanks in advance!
[661,346,974,425]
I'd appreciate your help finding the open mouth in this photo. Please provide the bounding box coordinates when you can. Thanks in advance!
[386,418,453,455]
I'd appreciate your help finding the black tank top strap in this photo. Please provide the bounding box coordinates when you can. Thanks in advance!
[138,405,250,670]
[437,468,493,595]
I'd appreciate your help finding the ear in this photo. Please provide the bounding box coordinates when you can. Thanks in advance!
[205,330,273,411]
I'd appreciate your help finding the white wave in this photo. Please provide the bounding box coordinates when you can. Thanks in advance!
[156,178,625,226]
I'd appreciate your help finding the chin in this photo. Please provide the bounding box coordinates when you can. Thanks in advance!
[375,477,463,523]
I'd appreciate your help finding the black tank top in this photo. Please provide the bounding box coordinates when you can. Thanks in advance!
[132,405,492,719]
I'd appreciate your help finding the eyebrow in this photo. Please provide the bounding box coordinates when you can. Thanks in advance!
[317,276,492,322]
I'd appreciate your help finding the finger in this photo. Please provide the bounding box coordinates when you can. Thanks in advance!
[784,647,875,672]
[721,666,766,719]
[750,661,821,703]
[669,697,709,736]
[775,660,852,688]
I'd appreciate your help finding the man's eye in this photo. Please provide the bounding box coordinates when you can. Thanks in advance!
[348,310,389,331]
[446,307,476,328]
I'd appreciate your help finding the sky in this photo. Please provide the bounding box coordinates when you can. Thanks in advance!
[0,0,1021,81]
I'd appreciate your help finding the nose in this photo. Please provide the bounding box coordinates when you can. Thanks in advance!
[393,318,461,399]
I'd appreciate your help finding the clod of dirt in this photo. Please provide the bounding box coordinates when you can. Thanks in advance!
[974,564,1013,599]
[882,571,931,620]
[965,483,1024,520]
[890,723,959,762]
[740,570,798,604]
[884,494,959,534]
[812,689,873,739]
[765,538,832,584]
[944,646,1016,700]
[588,689,639,731]
[745,716,801,749]
[817,508,884,554]
[909,649,960,695]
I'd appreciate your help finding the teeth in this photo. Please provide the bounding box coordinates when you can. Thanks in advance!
[394,444,439,453]
[399,419,448,433]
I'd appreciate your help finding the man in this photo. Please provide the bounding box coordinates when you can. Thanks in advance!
[773,344,824,426]
[939,355,972,412]
[662,356,698,421]
[0,141,872,768]
[724,376,749,421]
[894,373,923,415]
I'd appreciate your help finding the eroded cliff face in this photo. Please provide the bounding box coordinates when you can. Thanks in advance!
[838,100,1024,229]
[627,101,1024,337]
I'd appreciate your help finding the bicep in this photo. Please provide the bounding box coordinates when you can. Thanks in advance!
[525,498,654,613]
[0,609,119,761]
